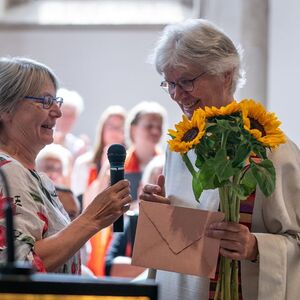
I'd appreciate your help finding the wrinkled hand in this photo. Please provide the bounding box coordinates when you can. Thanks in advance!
[83,179,132,230]
[139,175,170,204]
[206,221,258,261]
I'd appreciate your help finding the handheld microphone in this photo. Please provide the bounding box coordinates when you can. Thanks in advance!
[107,144,126,232]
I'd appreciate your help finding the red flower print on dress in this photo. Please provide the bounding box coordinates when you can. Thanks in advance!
[32,251,46,273]
[37,212,49,235]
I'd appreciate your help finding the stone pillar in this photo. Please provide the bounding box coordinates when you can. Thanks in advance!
[194,0,269,105]
[239,0,269,105]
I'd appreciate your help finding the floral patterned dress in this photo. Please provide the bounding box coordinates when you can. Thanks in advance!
[0,153,81,274]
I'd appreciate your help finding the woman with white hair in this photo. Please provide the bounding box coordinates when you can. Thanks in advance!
[140,19,300,300]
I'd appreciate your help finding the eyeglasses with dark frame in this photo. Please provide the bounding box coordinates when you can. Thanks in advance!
[160,71,206,94]
[24,96,64,109]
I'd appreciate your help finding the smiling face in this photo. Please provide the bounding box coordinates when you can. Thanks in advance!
[163,66,234,119]
[5,77,62,152]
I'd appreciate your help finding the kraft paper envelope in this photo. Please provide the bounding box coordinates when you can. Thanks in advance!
[132,201,225,278]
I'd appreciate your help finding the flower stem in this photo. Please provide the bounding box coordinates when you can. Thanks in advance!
[182,153,196,176]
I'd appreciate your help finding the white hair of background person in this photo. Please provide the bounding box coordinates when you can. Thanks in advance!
[149,18,246,94]
[36,144,72,177]
[125,101,168,148]
[0,56,59,114]
[57,88,84,116]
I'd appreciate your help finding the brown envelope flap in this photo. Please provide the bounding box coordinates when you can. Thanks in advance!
[140,201,224,255]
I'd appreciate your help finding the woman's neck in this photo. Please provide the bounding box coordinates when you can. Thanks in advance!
[0,141,38,169]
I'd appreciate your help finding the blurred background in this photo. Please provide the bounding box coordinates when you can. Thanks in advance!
[0,0,298,147]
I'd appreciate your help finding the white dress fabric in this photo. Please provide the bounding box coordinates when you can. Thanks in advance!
[155,138,300,300]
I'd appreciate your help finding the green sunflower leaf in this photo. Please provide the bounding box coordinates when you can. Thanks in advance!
[237,169,258,199]
[232,142,252,168]
[250,159,276,196]
[192,172,203,202]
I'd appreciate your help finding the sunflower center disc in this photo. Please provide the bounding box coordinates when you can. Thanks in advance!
[182,127,199,142]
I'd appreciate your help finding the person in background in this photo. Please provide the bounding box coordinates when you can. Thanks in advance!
[36,143,80,215]
[124,101,167,196]
[54,87,89,161]
[71,105,126,199]
[83,101,167,277]
[54,186,80,221]
[105,154,165,278]
[71,105,126,276]
[140,19,300,300]
[36,143,73,189]
[0,57,132,274]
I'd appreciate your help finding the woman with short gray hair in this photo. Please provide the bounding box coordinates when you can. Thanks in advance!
[0,57,132,274]
[140,19,300,300]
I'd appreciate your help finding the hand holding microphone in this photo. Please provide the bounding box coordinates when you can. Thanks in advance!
[107,144,127,232]
[82,144,131,233]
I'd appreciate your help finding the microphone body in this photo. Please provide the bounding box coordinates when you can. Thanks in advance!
[107,144,126,232]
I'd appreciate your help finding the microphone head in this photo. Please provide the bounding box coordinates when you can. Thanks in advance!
[107,144,126,167]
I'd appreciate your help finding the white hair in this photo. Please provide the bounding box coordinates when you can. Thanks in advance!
[57,88,84,115]
[36,144,72,177]
[150,18,245,93]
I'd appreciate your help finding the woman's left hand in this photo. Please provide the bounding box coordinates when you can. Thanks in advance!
[206,221,258,261]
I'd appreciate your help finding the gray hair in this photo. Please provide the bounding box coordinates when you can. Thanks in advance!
[0,57,59,114]
[151,19,245,93]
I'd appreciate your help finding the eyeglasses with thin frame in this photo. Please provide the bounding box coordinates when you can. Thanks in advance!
[24,96,64,109]
[160,71,206,94]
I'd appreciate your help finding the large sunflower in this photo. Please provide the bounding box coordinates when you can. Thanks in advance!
[204,100,241,118]
[240,99,286,148]
[168,108,206,154]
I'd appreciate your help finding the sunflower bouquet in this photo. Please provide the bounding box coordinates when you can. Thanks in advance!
[168,99,286,300]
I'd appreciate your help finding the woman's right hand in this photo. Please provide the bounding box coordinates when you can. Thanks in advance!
[34,180,131,272]
[82,179,132,231]
[139,174,170,204]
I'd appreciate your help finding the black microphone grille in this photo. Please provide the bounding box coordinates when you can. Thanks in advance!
[107,144,126,166]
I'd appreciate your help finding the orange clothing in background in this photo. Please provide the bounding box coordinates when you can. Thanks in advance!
[87,226,112,276]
